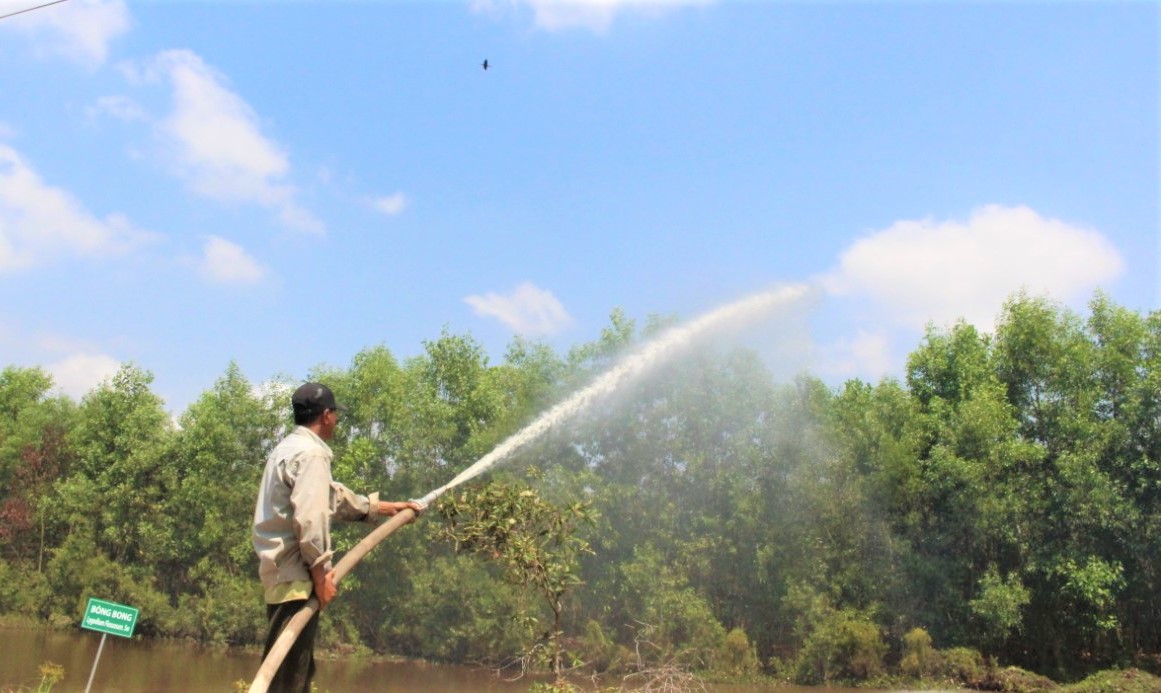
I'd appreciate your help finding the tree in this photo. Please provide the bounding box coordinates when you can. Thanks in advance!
[0,367,75,572]
[438,477,596,678]
[65,364,173,565]
[46,364,174,631]
[160,363,282,643]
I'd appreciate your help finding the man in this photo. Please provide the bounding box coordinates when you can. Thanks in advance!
[253,382,422,692]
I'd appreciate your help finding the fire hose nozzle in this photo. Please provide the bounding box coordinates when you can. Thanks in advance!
[411,489,442,510]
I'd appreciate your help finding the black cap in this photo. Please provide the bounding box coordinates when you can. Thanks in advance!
[292,382,346,419]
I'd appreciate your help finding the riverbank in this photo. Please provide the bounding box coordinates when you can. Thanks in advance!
[857,667,1161,693]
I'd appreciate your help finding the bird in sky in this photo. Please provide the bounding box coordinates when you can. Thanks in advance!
[482,59,489,70]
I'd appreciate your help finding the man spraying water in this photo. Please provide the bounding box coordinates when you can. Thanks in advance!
[248,285,810,692]
[252,382,422,692]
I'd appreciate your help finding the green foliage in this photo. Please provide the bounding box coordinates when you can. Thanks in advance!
[0,367,75,572]
[649,583,727,670]
[165,364,279,598]
[386,554,534,663]
[785,587,886,685]
[575,619,627,673]
[0,291,1157,687]
[35,660,64,693]
[714,627,761,680]
[0,560,52,618]
[1049,556,1124,632]
[419,330,505,460]
[613,544,727,670]
[44,544,172,636]
[171,568,265,645]
[990,665,1061,692]
[970,567,1031,648]
[939,646,988,686]
[0,559,14,615]
[437,479,596,676]
[1062,668,1161,693]
[66,364,174,568]
[900,627,940,679]
[907,320,994,406]
[565,307,636,376]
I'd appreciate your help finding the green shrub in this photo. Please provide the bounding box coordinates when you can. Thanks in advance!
[792,608,886,684]
[614,545,727,670]
[940,646,987,686]
[992,665,1058,692]
[1062,668,1161,693]
[171,571,264,645]
[0,559,12,612]
[384,555,534,664]
[653,588,727,669]
[0,560,54,621]
[714,627,761,680]
[900,627,941,678]
[576,620,621,673]
[969,567,1031,648]
[36,660,65,692]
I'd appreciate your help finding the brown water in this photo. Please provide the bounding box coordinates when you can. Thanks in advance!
[0,627,540,692]
[0,626,873,692]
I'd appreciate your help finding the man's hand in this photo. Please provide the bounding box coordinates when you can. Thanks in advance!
[310,564,337,610]
[378,500,424,522]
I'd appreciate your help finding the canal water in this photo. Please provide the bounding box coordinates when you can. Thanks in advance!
[0,626,871,692]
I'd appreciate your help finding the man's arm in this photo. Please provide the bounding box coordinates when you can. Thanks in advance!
[377,500,424,519]
[331,483,424,523]
[310,562,337,610]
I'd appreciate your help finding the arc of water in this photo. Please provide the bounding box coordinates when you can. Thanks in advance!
[414,284,809,505]
[248,284,808,692]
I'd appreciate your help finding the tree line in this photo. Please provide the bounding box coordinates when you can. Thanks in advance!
[0,291,1158,685]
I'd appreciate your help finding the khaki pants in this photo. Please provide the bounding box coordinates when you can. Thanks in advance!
[263,600,320,693]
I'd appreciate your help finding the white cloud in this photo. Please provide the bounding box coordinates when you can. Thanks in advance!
[473,0,708,32]
[149,50,324,234]
[0,143,152,271]
[815,329,894,382]
[197,235,265,284]
[465,281,573,335]
[0,0,131,67]
[87,94,149,123]
[371,192,408,216]
[820,205,1124,332]
[48,352,122,400]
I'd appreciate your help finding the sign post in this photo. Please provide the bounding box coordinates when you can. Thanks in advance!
[80,597,139,693]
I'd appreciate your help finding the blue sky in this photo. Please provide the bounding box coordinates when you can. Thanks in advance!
[0,0,1157,415]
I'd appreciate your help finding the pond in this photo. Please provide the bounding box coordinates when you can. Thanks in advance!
[0,626,874,692]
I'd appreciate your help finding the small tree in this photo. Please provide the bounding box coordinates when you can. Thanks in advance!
[969,567,1030,651]
[716,627,761,680]
[796,613,885,684]
[900,627,940,679]
[438,477,596,679]
[785,585,886,685]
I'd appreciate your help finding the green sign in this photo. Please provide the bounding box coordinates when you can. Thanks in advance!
[81,597,138,638]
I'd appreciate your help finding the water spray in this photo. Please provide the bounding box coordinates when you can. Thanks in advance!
[248,284,808,692]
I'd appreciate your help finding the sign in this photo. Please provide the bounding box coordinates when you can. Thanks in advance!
[81,597,138,639]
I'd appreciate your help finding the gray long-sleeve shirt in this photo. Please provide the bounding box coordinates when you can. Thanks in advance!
[252,426,382,591]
